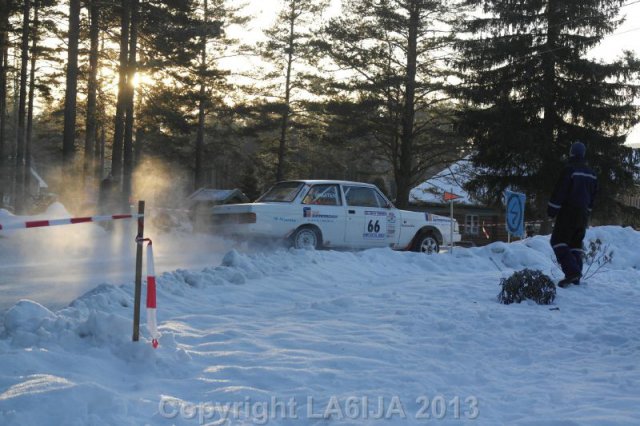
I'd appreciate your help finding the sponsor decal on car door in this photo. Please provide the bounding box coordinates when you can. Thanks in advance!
[299,184,346,246]
[343,185,392,247]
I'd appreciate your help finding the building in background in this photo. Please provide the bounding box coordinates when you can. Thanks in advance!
[409,159,509,246]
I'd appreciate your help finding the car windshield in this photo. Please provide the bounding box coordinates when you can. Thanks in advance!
[257,182,305,202]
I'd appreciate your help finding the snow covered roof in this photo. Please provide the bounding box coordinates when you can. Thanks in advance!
[410,158,482,206]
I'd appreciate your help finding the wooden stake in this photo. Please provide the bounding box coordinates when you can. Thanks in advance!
[132,200,145,342]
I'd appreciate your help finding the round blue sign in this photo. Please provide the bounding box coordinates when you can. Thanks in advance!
[506,193,524,235]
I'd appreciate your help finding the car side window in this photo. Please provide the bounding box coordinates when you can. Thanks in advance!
[258,182,304,202]
[344,186,381,207]
[374,190,391,208]
[302,184,342,206]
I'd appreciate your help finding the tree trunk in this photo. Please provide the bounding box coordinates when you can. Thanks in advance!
[62,0,81,170]
[111,0,130,183]
[134,127,143,167]
[25,0,40,205]
[194,0,208,189]
[542,0,559,148]
[122,0,138,207]
[0,0,8,169]
[396,1,419,209]
[0,0,8,208]
[95,31,105,182]
[98,124,105,180]
[276,0,296,182]
[84,1,99,186]
[14,0,30,213]
[539,0,559,218]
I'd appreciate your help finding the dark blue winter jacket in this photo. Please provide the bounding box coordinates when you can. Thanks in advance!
[547,160,597,218]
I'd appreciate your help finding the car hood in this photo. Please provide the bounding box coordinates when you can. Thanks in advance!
[427,212,457,224]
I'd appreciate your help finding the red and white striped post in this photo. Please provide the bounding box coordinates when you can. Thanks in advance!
[134,236,159,348]
[145,240,159,348]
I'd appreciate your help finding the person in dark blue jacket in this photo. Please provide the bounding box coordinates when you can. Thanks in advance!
[548,141,598,288]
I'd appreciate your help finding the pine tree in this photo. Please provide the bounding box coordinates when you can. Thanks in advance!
[111,0,130,184]
[193,0,210,190]
[259,0,329,182]
[453,0,640,221]
[192,0,234,190]
[0,0,9,170]
[316,0,462,208]
[122,0,139,206]
[24,0,40,198]
[62,0,80,171]
[84,0,100,186]
[14,0,30,213]
[182,0,246,190]
[0,0,11,207]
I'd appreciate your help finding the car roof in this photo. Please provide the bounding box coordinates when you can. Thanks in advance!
[278,179,377,188]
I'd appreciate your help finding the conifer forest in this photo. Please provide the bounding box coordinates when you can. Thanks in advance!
[0,0,638,220]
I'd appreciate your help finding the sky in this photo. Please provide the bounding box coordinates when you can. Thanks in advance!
[591,1,640,147]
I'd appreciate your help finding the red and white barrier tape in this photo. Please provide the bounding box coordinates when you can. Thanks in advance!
[0,214,144,231]
[459,219,548,229]
[138,238,159,349]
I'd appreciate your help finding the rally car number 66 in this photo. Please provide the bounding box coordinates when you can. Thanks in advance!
[210,180,461,254]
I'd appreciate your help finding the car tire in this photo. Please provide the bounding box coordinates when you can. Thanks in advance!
[413,232,439,254]
[291,226,322,250]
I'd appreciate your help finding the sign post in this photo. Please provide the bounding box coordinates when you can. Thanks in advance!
[443,190,462,254]
[133,200,145,342]
[504,190,526,242]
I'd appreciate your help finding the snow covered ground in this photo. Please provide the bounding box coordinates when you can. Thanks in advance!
[1,206,639,425]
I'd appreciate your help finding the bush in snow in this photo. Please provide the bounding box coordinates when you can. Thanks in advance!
[497,269,556,305]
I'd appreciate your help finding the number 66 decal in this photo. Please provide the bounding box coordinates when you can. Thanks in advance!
[363,211,387,238]
[367,220,381,233]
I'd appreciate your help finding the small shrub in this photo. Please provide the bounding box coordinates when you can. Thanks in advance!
[583,238,613,280]
[498,269,556,305]
[550,238,614,281]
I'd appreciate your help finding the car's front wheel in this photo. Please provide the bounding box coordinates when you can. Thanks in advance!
[291,226,321,250]
[413,232,440,254]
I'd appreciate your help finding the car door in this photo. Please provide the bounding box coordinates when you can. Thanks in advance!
[343,185,393,248]
[299,184,346,247]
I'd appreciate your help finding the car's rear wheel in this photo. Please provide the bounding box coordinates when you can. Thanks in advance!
[291,226,321,250]
[413,232,439,254]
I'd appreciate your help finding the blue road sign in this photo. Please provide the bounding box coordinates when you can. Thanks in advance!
[505,190,526,237]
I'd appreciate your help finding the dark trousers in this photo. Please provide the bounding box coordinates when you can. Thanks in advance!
[550,207,588,279]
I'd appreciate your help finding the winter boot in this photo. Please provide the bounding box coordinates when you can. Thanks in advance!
[558,272,582,288]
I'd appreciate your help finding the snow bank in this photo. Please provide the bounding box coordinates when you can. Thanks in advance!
[0,226,639,425]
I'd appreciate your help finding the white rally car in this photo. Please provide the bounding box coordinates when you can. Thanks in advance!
[211,180,461,254]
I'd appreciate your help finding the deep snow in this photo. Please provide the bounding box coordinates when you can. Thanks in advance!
[0,209,639,425]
